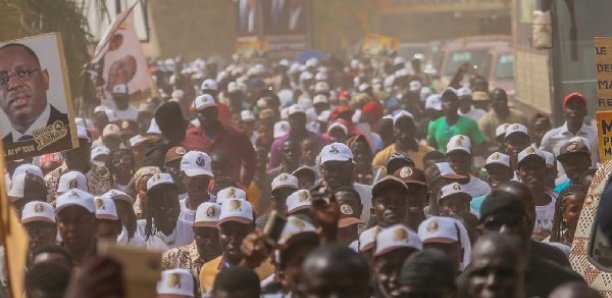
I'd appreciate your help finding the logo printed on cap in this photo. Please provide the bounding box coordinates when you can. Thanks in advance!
[453,184,461,191]
[455,137,462,146]
[151,174,161,183]
[175,147,186,155]
[67,190,80,199]
[229,200,242,212]
[492,153,500,160]
[34,203,45,213]
[566,142,578,152]
[167,273,181,289]
[526,147,535,154]
[95,198,105,210]
[121,121,129,129]
[195,155,205,167]
[512,124,519,129]
[279,174,288,181]
[329,145,339,154]
[206,206,216,217]
[290,217,306,230]
[426,220,440,233]
[298,191,310,202]
[399,167,412,178]
[227,188,236,198]
[393,228,408,241]
[340,204,354,215]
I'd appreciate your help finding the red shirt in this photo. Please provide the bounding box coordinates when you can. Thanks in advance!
[182,124,256,185]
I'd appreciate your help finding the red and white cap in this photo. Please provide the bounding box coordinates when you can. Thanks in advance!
[375,224,422,257]
[101,189,134,205]
[94,197,118,221]
[359,226,382,252]
[200,79,218,91]
[417,217,459,244]
[157,269,196,297]
[446,135,472,155]
[57,171,88,194]
[319,143,353,165]
[485,152,511,169]
[505,123,529,138]
[278,215,317,245]
[56,189,96,214]
[271,173,299,192]
[218,199,254,226]
[146,173,175,191]
[193,94,217,111]
[286,189,312,214]
[180,151,213,178]
[194,202,221,228]
[439,182,470,202]
[216,187,247,204]
[21,201,55,224]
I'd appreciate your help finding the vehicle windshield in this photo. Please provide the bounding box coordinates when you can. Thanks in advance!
[444,49,487,76]
[496,53,514,80]
[398,45,426,60]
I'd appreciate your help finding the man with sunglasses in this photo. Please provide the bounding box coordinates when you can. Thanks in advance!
[0,43,70,150]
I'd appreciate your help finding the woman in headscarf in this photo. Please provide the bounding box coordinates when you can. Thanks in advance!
[129,166,161,219]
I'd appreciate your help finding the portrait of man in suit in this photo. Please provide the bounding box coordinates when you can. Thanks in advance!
[0,42,71,154]
[264,0,305,35]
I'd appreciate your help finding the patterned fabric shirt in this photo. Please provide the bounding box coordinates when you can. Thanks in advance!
[161,242,205,279]
[44,161,112,202]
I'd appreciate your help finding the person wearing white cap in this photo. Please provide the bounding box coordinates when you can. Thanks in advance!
[470,152,513,215]
[374,224,421,296]
[371,175,411,229]
[101,123,122,150]
[505,123,531,170]
[267,103,326,170]
[418,216,472,271]
[314,142,373,223]
[494,123,511,151]
[102,84,138,121]
[445,135,491,198]
[56,170,88,196]
[100,189,144,247]
[142,172,194,251]
[21,201,57,264]
[199,199,273,292]
[239,110,257,144]
[326,121,348,144]
[267,173,299,216]
[285,189,312,216]
[477,88,529,143]
[7,164,46,210]
[44,126,112,201]
[162,202,222,279]
[516,147,557,241]
[373,110,434,170]
[426,88,486,153]
[457,86,486,121]
[438,182,472,217]
[157,268,197,298]
[55,189,97,266]
[94,197,122,242]
[183,93,256,187]
[215,186,248,204]
[178,151,213,223]
[90,146,110,163]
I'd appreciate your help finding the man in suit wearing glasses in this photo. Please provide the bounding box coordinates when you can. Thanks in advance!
[0,43,70,152]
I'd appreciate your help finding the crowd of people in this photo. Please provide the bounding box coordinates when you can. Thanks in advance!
[3,52,604,298]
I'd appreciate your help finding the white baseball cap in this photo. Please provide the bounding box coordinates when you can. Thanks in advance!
[146,173,175,191]
[94,105,107,114]
[319,143,353,165]
[77,125,90,141]
[425,94,442,111]
[271,173,299,192]
[273,121,290,138]
[193,94,217,111]
[375,224,422,257]
[313,94,328,105]
[439,182,470,202]
[327,122,348,135]
[112,84,128,94]
[457,87,472,98]
[13,164,43,179]
[8,164,43,200]
[227,81,244,93]
[171,89,184,100]
[392,110,414,126]
[393,56,406,65]
[409,80,422,92]
[306,57,319,68]
[288,104,306,117]
[218,199,254,226]
[240,110,256,122]
[299,71,313,81]
[94,197,119,221]
[194,202,221,228]
[180,151,213,178]
[434,162,466,180]
[495,123,511,138]
[91,146,110,161]
[314,81,330,92]
[359,226,382,252]
[446,135,472,155]
[129,135,147,147]
[517,147,546,168]
[200,79,218,91]
[57,171,88,194]
[286,189,312,215]
[418,217,459,244]
[542,150,556,168]
[485,152,511,169]
[157,269,195,297]
[102,124,121,138]
[278,216,317,245]
[505,123,529,139]
[216,187,247,204]
[21,201,56,224]
[101,189,134,205]
[147,119,162,135]
[56,189,96,214]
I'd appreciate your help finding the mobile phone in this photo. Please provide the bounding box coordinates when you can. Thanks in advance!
[263,210,287,246]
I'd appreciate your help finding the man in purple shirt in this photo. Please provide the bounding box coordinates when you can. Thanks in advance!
[267,104,327,169]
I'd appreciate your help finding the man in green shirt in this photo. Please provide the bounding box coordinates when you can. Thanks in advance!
[427,88,486,154]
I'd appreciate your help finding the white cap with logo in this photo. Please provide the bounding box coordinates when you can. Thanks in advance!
[517,146,546,167]
[392,110,414,125]
[446,135,472,155]
[505,123,529,138]
[193,94,217,111]
[194,202,221,228]
[319,143,353,165]
[439,182,470,202]
[157,269,195,297]
[218,199,254,226]
[94,197,119,221]
[375,224,422,257]
[180,151,213,178]
[200,79,218,91]
[358,226,382,252]
[101,189,134,205]
[57,171,88,194]
[271,173,299,192]
[146,173,175,191]
[8,165,43,201]
[485,152,511,169]
[56,189,96,214]
[418,217,459,244]
[21,201,56,224]
[112,84,128,94]
[286,189,312,215]
[216,187,247,204]
[278,216,317,245]
[288,104,306,116]
[495,123,510,138]
[91,146,110,160]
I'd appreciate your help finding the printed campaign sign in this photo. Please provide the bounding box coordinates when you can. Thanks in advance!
[0,33,78,160]
[596,110,612,163]
[594,37,612,111]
